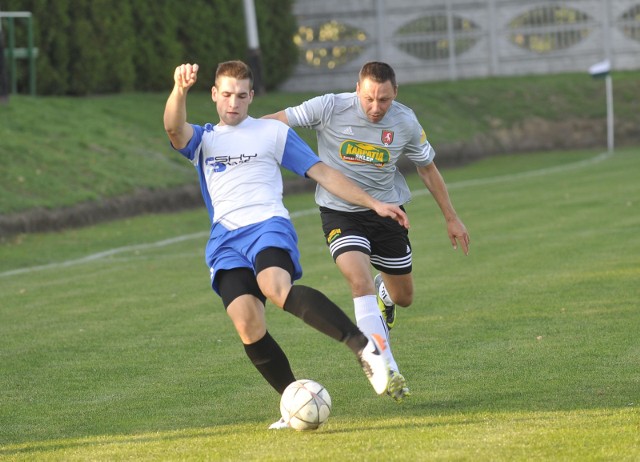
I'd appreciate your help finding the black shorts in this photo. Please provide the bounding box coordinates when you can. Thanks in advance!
[319,206,412,275]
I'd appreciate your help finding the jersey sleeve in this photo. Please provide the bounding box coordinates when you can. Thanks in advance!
[285,94,335,129]
[175,124,205,164]
[404,117,436,167]
[280,127,321,177]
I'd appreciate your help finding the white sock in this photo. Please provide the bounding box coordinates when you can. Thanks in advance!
[377,279,394,306]
[354,295,399,372]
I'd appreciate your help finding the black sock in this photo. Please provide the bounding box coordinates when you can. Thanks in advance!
[283,285,367,355]
[243,331,296,394]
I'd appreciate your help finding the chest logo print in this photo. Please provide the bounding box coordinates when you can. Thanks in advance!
[339,140,390,168]
[204,153,257,174]
[382,130,394,146]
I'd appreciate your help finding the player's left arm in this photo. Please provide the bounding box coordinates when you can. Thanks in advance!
[307,162,410,229]
[417,162,470,255]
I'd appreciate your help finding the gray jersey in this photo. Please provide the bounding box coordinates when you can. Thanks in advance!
[285,92,435,212]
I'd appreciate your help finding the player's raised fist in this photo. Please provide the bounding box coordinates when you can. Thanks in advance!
[174,63,199,90]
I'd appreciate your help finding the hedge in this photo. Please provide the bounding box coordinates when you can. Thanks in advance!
[0,0,298,95]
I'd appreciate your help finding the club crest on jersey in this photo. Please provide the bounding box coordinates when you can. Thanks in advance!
[381,130,394,146]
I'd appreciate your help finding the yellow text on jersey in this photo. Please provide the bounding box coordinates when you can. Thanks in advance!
[339,140,390,168]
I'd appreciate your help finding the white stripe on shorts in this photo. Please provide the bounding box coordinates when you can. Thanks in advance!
[370,253,412,270]
[329,235,371,256]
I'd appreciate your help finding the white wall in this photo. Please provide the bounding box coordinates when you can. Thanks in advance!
[280,0,640,91]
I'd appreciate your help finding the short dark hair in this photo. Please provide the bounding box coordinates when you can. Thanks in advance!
[215,60,254,89]
[359,61,397,88]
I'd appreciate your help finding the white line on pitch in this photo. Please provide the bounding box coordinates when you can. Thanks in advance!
[0,150,611,278]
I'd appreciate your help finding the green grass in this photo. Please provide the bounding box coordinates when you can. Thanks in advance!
[1,147,639,461]
[2,71,640,214]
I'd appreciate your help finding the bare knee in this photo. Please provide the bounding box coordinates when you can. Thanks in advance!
[256,267,293,308]
[233,318,266,344]
[349,275,375,297]
[335,251,375,297]
[260,285,290,308]
[226,295,267,343]
[228,309,266,342]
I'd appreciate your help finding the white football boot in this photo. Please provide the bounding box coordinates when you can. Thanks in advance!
[358,334,391,395]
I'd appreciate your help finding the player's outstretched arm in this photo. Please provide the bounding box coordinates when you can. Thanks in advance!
[417,163,470,254]
[307,162,410,229]
[261,110,290,125]
[164,63,199,150]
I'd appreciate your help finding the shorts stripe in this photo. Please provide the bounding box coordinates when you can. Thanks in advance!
[370,253,412,269]
[329,235,371,256]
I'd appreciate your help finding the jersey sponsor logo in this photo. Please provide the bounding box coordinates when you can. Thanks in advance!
[342,126,354,135]
[327,228,342,244]
[339,140,390,168]
[381,130,394,146]
[205,153,257,170]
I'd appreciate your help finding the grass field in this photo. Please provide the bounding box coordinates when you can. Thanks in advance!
[1,147,639,461]
[2,71,640,214]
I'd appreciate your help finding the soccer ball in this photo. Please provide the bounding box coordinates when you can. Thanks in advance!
[280,379,332,431]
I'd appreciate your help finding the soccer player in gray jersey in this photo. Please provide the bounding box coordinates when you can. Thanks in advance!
[264,61,470,402]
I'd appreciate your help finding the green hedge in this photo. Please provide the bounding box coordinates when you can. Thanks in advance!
[0,0,297,95]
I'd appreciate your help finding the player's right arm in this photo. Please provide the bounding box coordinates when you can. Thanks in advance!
[164,63,199,149]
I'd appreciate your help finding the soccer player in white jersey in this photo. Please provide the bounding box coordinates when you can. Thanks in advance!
[164,60,413,429]
[264,61,470,402]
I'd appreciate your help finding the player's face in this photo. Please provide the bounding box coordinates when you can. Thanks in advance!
[212,76,254,126]
[356,78,397,123]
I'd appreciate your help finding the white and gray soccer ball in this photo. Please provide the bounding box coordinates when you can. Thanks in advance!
[280,379,332,431]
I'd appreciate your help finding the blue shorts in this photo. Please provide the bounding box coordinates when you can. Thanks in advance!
[205,216,303,295]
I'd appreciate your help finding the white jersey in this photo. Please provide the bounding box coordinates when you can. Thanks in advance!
[285,92,435,211]
[176,117,320,230]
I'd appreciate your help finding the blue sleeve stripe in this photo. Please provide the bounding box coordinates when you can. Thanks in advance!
[177,124,204,161]
[280,128,321,177]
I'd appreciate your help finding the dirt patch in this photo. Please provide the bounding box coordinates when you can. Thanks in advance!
[0,179,317,239]
[426,117,639,167]
[1,118,638,239]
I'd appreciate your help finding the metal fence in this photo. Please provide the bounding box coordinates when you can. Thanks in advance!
[280,0,640,91]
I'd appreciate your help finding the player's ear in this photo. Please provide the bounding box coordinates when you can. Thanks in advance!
[211,85,218,102]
